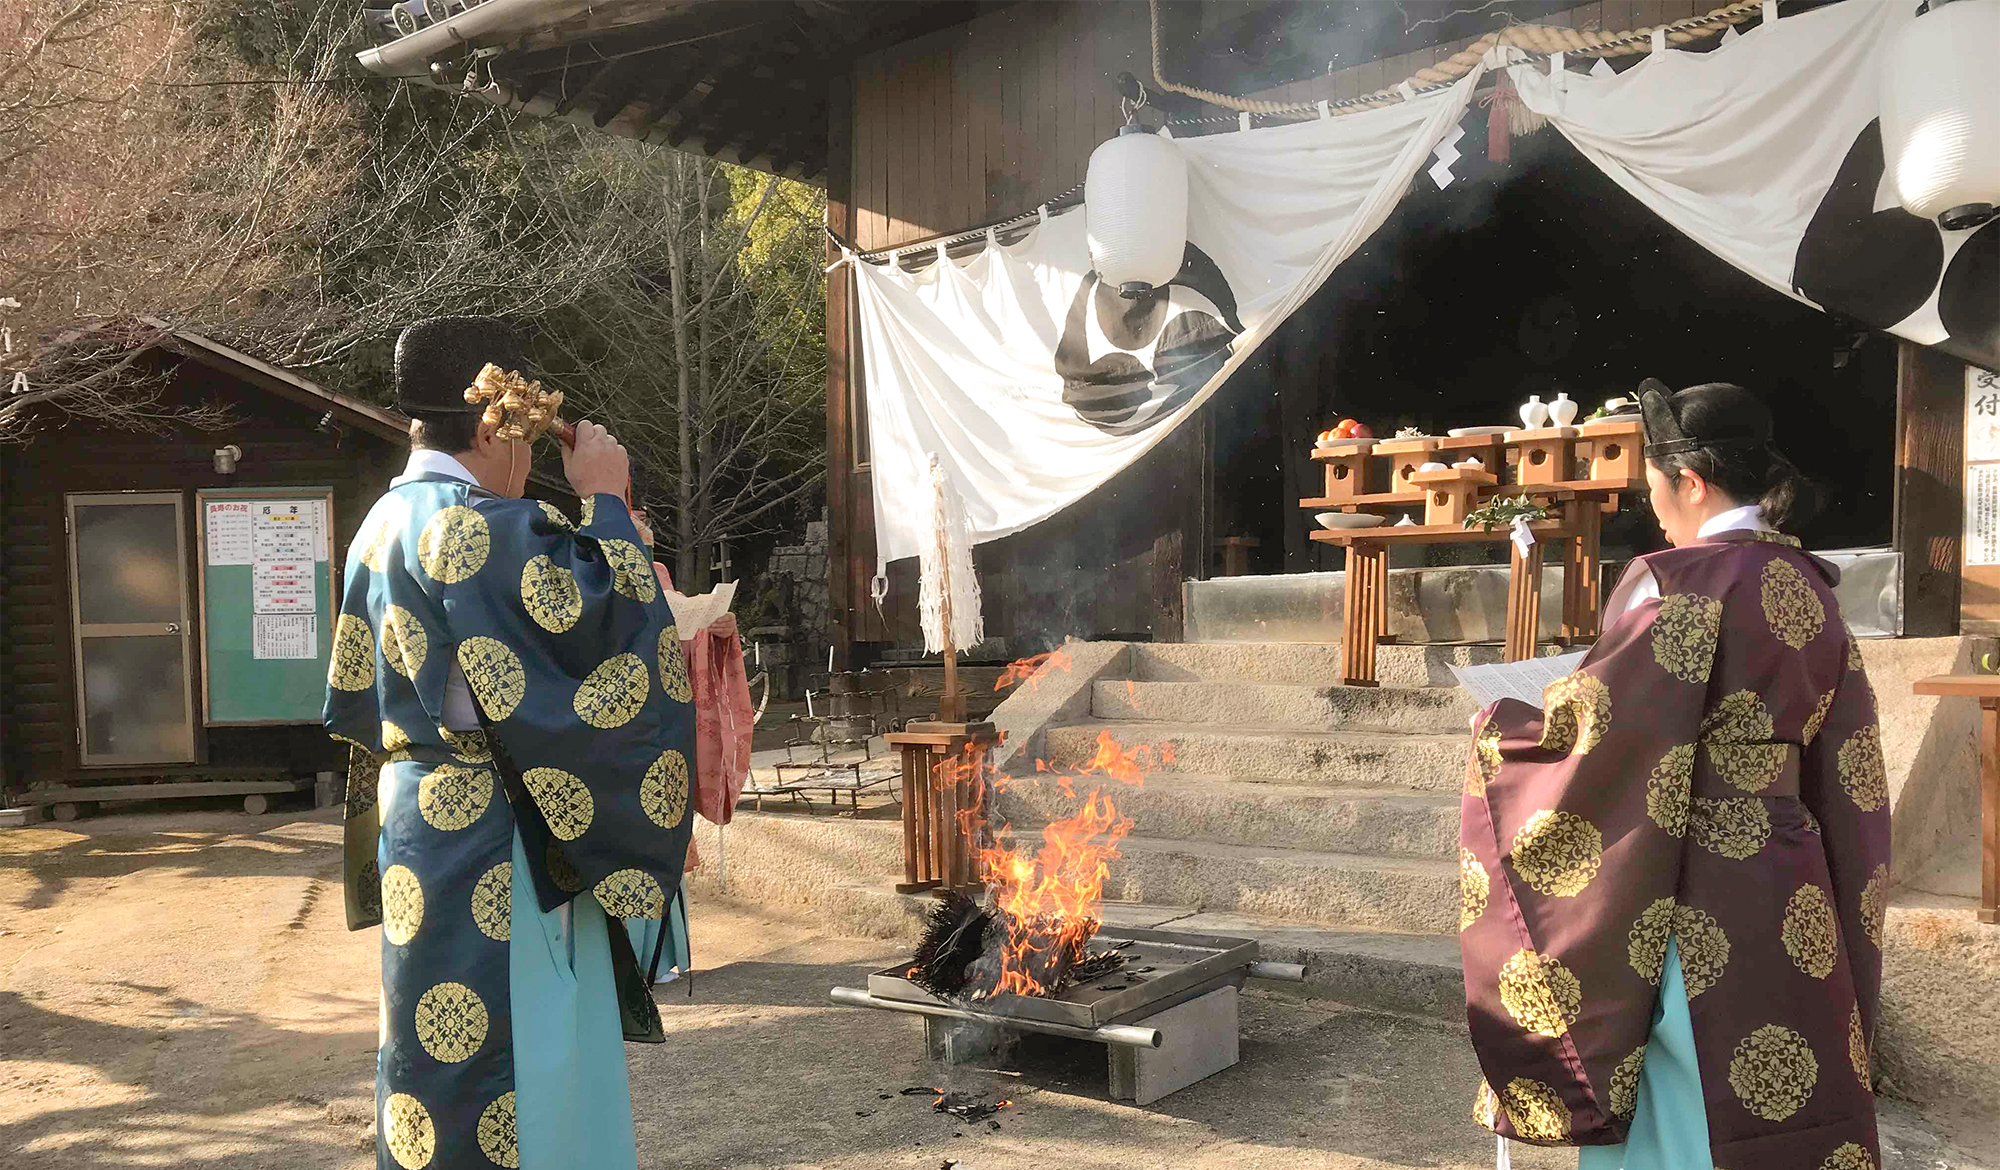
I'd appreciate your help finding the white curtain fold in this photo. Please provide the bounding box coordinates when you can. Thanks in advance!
[854,68,1485,568]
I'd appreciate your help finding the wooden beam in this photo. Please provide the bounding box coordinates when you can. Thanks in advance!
[826,65,857,668]
[1896,339,1966,636]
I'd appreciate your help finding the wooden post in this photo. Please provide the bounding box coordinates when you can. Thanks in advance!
[1507,538,1545,663]
[1985,700,1999,925]
[888,722,996,896]
[1560,500,1604,644]
[1897,342,1968,635]
[1341,542,1383,687]
[825,69,857,669]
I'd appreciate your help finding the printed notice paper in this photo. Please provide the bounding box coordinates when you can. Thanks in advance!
[253,614,317,660]
[205,501,253,565]
[252,502,319,562]
[1450,651,1589,709]
[252,561,314,615]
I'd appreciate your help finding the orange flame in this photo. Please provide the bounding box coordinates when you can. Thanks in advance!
[965,730,1169,1000]
[995,648,1073,693]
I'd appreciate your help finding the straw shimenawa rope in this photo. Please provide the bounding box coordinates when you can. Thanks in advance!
[1147,0,1768,119]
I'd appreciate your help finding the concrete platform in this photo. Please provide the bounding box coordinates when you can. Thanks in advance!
[1041,722,1472,792]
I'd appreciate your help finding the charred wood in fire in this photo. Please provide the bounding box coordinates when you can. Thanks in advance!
[909,891,994,998]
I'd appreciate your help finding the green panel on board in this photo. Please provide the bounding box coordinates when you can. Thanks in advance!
[199,488,334,726]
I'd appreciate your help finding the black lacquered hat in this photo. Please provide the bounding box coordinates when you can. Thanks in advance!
[1638,378,1772,459]
[393,316,526,415]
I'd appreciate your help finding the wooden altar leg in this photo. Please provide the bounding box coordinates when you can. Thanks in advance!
[1372,544,1395,645]
[1559,502,1602,644]
[1506,540,1545,663]
[1342,543,1382,687]
[897,744,933,892]
[938,749,961,891]
[1983,700,1999,925]
[929,755,951,890]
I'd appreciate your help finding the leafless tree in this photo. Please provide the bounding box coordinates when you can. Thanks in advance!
[532,142,827,592]
[0,0,646,439]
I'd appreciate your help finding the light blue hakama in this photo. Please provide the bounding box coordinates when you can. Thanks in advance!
[507,830,638,1170]
[1577,937,1711,1170]
[624,889,692,988]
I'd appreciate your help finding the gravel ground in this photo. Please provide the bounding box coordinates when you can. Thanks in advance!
[2,802,1993,1169]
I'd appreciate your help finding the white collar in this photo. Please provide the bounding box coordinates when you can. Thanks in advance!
[392,449,478,488]
[1698,504,1772,539]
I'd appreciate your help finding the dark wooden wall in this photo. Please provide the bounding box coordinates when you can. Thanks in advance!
[0,354,407,791]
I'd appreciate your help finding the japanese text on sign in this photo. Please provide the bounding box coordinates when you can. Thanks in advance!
[1965,368,2000,566]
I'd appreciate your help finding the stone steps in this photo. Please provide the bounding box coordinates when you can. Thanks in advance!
[1091,679,1473,733]
[1041,721,1470,793]
[1101,834,1459,934]
[1130,641,1539,689]
[991,773,1458,859]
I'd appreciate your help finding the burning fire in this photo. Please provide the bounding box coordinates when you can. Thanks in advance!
[994,648,1073,692]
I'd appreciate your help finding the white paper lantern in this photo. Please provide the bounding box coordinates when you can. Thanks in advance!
[1880,0,2000,230]
[1084,126,1188,297]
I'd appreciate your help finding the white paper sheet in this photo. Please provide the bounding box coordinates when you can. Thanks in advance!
[253,613,317,660]
[252,561,315,615]
[205,501,253,565]
[1451,650,1589,709]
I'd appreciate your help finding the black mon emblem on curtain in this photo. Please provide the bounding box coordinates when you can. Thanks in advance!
[1054,244,1246,436]
[1794,120,1999,370]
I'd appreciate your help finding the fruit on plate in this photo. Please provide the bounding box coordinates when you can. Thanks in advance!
[1348,421,1374,439]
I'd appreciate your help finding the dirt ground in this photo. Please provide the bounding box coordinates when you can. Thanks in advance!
[3,802,1995,1170]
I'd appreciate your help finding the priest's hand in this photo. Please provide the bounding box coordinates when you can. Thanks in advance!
[562,420,629,499]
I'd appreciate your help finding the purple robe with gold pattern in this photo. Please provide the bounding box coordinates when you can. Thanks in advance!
[1460,530,1888,1170]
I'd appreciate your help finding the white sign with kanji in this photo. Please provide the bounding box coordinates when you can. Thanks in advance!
[1965,367,2000,566]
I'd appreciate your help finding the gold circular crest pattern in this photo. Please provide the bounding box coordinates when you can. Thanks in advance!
[1837,727,1888,812]
[1701,691,1785,793]
[1610,1046,1647,1119]
[1502,1078,1571,1141]
[457,637,526,722]
[1468,718,1504,797]
[414,981,489,1063]
[522,767,595,840]
[1653,593,1724,684]
[357,498,409,574]
[1804,689,1836,746]
[382,720,411,753]
[574,653,650,729]
[1782,884,1840,979]
[1671,904,1732,999]
[602,538,658,602]
[659,627,694,703]
[1859,863,1890,948]
[1647,744,1695,836]
[594,868,666,918]
[381,863,424,945]
[345,747,380,814]
[1511,810,1603,897]
[418,764,493,832]
[580,497,598,527]
[1847,632,1865,674]
[1539,672,1612,756]
[545,842,584,892]
[1690,797,1772,860]
[1762,557,1827,650]
[1498,948,1583,1038]
[1473,1079,1501,1129]
[1848,1007,1870,1089]
[383,1093,435,1170]
[442,728,493,763]
[642,750,691,830]
[538,501,573,530]
[471,862,511,942]
[1459,848,1490,932]
[329,614,377,692]
[478,1092,520,1169]
[1729,1023,1820,1121]
[521,556,583,634]
[381,605,429,679]
[1627,898,1677,985]
[1821,1144,1876,1170]
[417,505,490,584]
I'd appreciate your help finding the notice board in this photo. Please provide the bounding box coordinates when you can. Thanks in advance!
[197,487,336,725]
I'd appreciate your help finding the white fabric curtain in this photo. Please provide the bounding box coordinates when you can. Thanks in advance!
[854,68,1485,568]
[1508,0,1994,366]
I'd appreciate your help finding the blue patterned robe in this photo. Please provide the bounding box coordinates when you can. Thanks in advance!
[326,473,694,1170]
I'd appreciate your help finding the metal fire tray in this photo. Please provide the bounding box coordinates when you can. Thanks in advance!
[866,926,1260,1031]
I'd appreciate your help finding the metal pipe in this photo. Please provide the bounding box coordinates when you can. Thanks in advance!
[1248,961,1308,983]
[829,986,1163,1049]
[355,0,591,78]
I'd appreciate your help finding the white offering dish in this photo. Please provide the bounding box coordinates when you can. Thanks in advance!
[1453,457,1484,470]
[1393,514,1417,527]
[1315,512,1386,530]
[1315,435,1373,450]
[1418,461,1449,472]
[1445,425,1512,438]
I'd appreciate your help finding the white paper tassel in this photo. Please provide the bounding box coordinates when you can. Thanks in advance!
[919,453,984,656]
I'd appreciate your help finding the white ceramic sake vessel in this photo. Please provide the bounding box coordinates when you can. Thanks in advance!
[1519,394,1549,429]
[1548,392,1578,427]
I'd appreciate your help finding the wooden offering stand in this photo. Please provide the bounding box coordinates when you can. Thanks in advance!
[1910,674,2000,925]
[887,716,997,895]
[1301,417,1644,686]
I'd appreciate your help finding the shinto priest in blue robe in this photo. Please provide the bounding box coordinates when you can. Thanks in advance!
[325,317,692,1170]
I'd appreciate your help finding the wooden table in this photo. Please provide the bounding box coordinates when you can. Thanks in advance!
[885,721,997,895]
[1910,675,2000,924]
